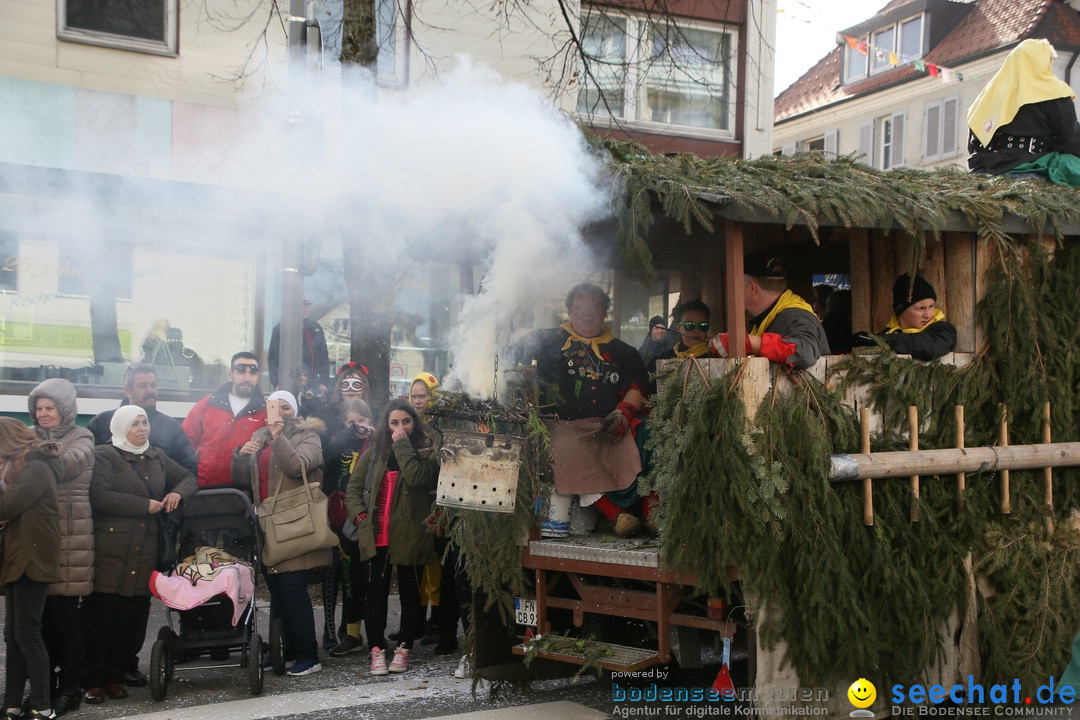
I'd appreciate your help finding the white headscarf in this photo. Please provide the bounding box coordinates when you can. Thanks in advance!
[110,405,150,454]
[267,390,298,416]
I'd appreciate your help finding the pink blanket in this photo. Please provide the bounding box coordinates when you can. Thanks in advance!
[150,564,255,626]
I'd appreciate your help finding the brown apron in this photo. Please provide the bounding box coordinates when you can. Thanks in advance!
[549,418,641,495]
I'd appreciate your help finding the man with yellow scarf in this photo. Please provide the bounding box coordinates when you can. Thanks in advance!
[710,252,830,370]
[853,274,957,362]
[512,283,651,537]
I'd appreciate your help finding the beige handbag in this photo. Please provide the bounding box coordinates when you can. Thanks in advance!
[257,461,337,567]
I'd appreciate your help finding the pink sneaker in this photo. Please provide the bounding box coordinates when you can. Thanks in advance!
[370,647,388,676]
[388,644,410,673]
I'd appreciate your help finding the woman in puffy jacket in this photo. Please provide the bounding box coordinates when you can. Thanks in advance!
[345,398,438,677]
[0,417,64,720]
[27,378,94,716]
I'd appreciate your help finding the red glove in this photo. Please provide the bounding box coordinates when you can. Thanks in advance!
[709,333,754,357]
[601,401,638,440]
[757,332,798,366]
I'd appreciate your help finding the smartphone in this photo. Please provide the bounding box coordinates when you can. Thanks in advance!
[267,400,281,424]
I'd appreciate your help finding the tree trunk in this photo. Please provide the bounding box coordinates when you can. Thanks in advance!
[339,0,392,408]
[90,281,124,363]
[340,0,378,66]
[342,244,397,410]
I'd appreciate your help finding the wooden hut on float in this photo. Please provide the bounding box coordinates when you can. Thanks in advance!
[449,145,1080,715]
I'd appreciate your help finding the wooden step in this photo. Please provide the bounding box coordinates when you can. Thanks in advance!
[513,637,661,672]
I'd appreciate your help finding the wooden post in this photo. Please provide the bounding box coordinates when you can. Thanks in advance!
[1043,401,1053,508]
[955,405,966,512]
[861,407,873,526]
[909,405,920,523]
[872,230,898,332]
[974,238,994,354]
[724,220,746,358]
[849,229,872,336]
[944,233,975,353]
[999,404,1010,514]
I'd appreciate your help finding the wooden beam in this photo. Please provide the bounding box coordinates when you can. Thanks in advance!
[923,232,946,310]
[872,230,896,331]
[724,220,746,357]
[829,442,1080,481]
[974,236,994,353]
[849,228,872,334]
[944,232,975,353]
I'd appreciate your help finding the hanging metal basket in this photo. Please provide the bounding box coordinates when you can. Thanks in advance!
[437,430,525,513]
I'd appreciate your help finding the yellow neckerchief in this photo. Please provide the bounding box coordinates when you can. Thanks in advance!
[559,321,614,359]
[968,39,1075,146]
[749,290,815,336]
[884,308,946,334]
[674,341,710,358]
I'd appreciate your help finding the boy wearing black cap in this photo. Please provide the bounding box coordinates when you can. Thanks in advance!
[710,251,830,370]
[853,274,957,361]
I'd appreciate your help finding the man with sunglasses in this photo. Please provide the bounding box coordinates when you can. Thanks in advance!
[183,351,268,487]
[648,300,715,392]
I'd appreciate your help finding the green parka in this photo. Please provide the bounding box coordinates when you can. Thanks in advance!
[344,437,438,566]
[0,451,63,586]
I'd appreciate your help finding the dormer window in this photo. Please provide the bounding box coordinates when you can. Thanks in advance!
[843,13,925,83]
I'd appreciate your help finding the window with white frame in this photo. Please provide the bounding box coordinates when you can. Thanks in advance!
[375,0,408,86]
[924,96,959,162]
[577,9,736,134]
[798,130,837,155]
[859,113,905,169]
[844,36,869,82]
[57,0,178,56]
[844,13,924,83]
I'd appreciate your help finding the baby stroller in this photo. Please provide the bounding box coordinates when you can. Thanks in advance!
[147,488,263,700]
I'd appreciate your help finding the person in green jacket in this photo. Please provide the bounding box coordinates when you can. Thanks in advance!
[0,417,64,720]
[345,398,438,677]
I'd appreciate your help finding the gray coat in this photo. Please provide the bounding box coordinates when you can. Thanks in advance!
[90,444,197,596]
[764,306,831,370]
[28,378,95,596]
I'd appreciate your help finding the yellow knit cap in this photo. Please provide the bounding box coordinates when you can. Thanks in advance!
[412,372,439,398]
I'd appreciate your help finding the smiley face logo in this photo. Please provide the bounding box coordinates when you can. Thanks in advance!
[847,678,877,709]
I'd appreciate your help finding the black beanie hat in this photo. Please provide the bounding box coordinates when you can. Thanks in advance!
[649,315,666,328]
[892,274,936,315]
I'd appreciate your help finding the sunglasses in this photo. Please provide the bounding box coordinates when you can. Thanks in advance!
[232,364,260,375]
[341,379,366,391]
[677,321,710,332]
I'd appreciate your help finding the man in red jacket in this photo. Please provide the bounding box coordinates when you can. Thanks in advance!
[183,351,268,487]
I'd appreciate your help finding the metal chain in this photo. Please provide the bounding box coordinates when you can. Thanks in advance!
[492,353,498,403]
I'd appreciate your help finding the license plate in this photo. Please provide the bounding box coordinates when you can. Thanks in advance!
[514,597,537,626]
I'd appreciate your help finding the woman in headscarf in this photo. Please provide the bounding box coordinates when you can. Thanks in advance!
[27,378,94,716]
[852,274,957,362]
[968,39,1080,178]
[345,398,438,677]
[83,406,197,705]
[233,390,329,677]
[0,418,64,720]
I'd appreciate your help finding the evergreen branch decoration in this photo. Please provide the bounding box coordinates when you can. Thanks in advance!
[599,140,1080,280]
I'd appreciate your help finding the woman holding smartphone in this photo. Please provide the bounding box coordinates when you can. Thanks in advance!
[233,391,329,677]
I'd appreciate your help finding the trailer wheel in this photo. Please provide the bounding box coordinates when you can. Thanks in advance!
[269,618,287,676]
[149,638,170,701]
[248,632,264,695]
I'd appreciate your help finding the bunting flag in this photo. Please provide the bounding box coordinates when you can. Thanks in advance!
[840,33,989,85]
